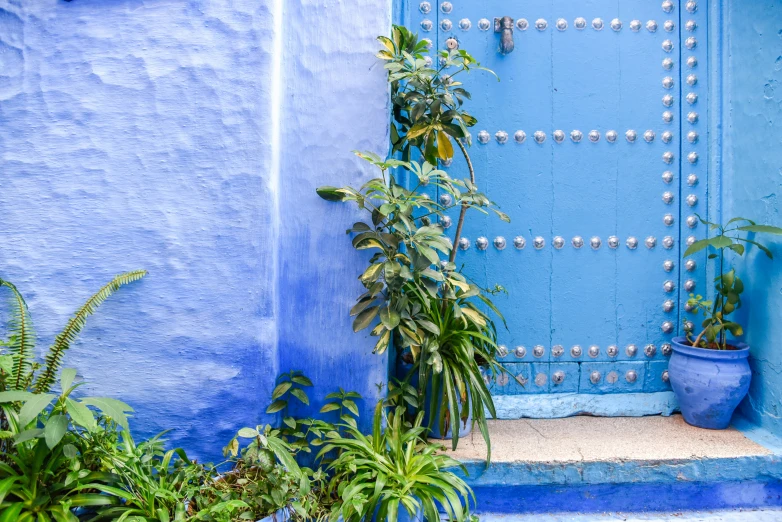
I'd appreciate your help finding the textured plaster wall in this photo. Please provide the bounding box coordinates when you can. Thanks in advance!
[276,0,391,424]
[0,0,390,461]
[723,1,782,435]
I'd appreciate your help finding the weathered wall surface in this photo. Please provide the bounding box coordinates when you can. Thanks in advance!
[723,1,782,435]
[276,0,391,426]
[0,0,389,460]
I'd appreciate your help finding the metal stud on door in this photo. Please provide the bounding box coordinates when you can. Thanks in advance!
[402,0,707,417]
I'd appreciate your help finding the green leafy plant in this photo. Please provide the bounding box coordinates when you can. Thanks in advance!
[0,271,146,465]
[84,429,201,522]
[0,370,133,522]
[319,401,473,522]
[0,270,148,395]
[408,286,502,454]
[316,25,510,460]
[684,215,782,349]
[266,370,313,415]
[189,373,357,522]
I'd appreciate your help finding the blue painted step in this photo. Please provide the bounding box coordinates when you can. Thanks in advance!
[477,508,782,521]
[440,415,782,514]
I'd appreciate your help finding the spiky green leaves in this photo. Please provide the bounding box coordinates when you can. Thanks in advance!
[321,402,474,522]
[0,279,35,391]
[33,270,148,394]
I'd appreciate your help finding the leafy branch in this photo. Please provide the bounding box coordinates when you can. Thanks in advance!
[317,26,512,463]
[684,215,782,349]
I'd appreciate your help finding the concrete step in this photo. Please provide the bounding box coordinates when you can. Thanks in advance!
[439,415,782,514]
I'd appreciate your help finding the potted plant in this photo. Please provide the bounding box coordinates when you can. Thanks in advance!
[318,400,474,522]
[669,216,782,429]
[317,26,513,462]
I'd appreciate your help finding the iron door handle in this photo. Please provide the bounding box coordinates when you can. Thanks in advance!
[494,16,514,54]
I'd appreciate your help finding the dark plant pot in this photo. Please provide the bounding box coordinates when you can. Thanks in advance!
[668,336,751,429]
[396,360,472,440]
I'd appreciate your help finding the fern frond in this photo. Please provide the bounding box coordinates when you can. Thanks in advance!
[0,279,36,390]
[33,270,148,393]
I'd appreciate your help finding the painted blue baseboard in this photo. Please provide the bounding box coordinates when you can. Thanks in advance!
[457,454,782,488]
[477,508,782,522]
[492,392,679,419]
[470,481,782,514]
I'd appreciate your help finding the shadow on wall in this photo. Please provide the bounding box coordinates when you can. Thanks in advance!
[724,2,782,435]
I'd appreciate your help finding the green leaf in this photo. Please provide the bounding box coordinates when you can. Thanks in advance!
[360,263,384,284]
[60,368,77,393]
[0,391,35,403]
[66,398,97,432]
[291,374,313,387]
[416,319,441,336]
[266,399,287,414]
[728,243,745,256]
[290,388,310,405]
[736,225,782,235]
[0,356,13,376]
[726,216,756,227]
[342,400,360,417]
[272,382,292,400]
[320,403,341,413]
[353,305,380,332]
[684,236,732,257]
[722,269,735,289]
[437,132,454,159]
[79,397,132,432]
[379,306,401,329]
[725,322,744,336]
[266,436,302,474]
[710,235,735,249]
[237,427,258,438]
[738,237,774,259]
[374,329,392,355]
[18,393,55,428]
[13,428,43,444]
[316,186,347,202]
[350,296,377,317]
[63,443,78,459]
[0,476,20,505]
[0,502,24,522]
[44,414,68,449]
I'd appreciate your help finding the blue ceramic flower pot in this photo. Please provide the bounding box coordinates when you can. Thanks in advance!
[668,336,751,429]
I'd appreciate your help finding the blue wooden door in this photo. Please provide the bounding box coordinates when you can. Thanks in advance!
[401,0,709,415]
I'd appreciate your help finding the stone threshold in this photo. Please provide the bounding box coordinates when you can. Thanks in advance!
[439,415,782,487]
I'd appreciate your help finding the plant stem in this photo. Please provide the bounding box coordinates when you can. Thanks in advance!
[449,139,475,264]
[693,328,707,348]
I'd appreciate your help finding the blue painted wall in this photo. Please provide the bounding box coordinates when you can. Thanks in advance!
[722,2,782,435]
[0,0,390,461]
[276,0,391,424]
